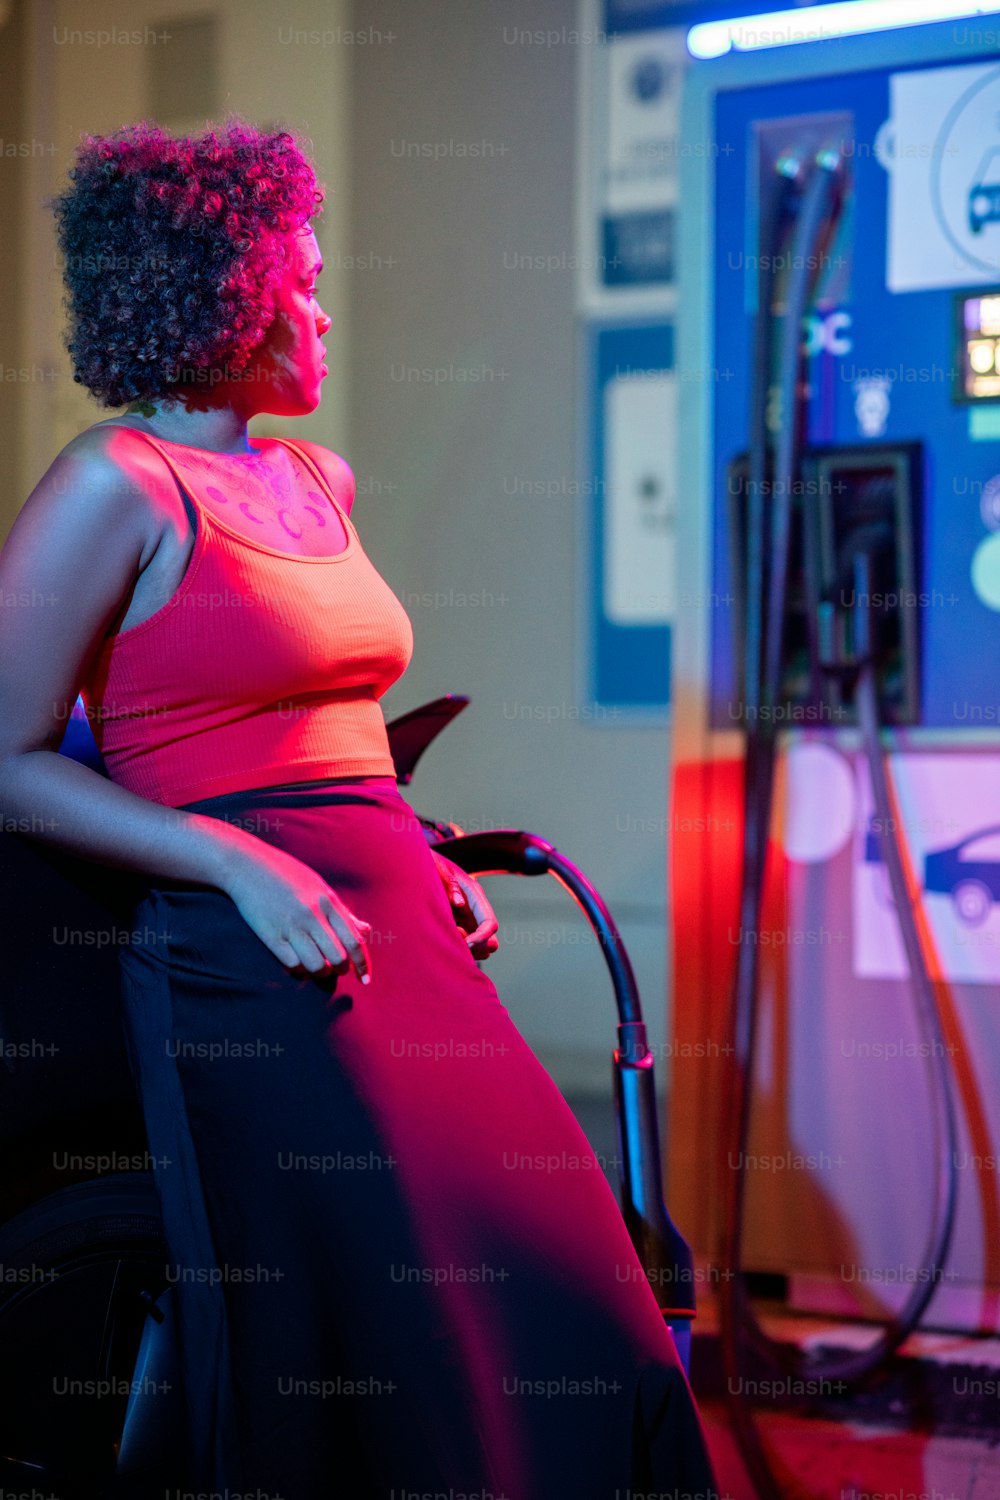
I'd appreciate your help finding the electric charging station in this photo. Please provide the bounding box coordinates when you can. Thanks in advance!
[668,12,1000,1342]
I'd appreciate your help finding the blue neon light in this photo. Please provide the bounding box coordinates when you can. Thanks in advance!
[688,0,1000,59]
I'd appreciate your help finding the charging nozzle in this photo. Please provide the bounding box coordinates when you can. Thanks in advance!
[775,151,805,181]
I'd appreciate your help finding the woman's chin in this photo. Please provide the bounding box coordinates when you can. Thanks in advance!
[270,387,324,416]
[300,375,326,407]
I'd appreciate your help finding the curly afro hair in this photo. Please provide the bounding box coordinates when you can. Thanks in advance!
[47,115,325,408]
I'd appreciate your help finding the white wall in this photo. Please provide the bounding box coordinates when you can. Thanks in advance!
[347,0,675,1092]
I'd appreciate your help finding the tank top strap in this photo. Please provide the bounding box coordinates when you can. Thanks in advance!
[267,436,335,502]
[115,426,205,533]
[267,436,359,542]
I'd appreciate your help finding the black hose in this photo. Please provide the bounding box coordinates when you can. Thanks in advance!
[844,564,960,1363]
[718,142,962,1498]
[736,158,801,991]
[719,150,845,1500]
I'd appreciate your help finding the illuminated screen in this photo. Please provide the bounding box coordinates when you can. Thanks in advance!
[957,291,1000,401]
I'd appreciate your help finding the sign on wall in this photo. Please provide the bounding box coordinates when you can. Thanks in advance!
[576,1,684,716]
[576,4,688,315]
[579,320,675,717]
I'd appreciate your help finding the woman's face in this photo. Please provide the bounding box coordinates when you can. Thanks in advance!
[245,224,331,416]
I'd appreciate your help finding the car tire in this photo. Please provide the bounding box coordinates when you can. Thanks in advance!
[0,1173,187,1496]
[951,878,993,927]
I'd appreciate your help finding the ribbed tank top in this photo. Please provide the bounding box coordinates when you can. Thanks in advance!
[78,430,414,808]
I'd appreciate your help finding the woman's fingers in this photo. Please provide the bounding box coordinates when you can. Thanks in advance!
[455,894,500,958]
[455,905,500,955]
[446,872,499,944]
[288,927,350,977]
[316,897,373,984]
[463,892,500,956]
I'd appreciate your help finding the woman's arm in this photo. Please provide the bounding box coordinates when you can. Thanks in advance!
[0,430,259,889]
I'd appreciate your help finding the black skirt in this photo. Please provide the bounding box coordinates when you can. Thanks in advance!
[117,774,720,1498]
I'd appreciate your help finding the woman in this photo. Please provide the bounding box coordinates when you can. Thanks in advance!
[0,118,720,1497]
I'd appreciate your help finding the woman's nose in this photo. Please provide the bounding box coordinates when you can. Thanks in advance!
[316,308,332,335]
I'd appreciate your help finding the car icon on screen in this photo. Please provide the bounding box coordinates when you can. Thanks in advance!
[923,824,1000,926]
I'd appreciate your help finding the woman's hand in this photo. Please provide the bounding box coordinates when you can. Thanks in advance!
[430,850,500,962]
[221,839,374,984]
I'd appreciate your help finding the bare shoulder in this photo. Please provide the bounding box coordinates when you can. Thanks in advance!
[19,423,172,565]
[0,425,173,760]
[281,437,356,516]
[53,420,159,474]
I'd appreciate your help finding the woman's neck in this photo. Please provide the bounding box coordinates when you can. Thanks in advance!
[122,399,254,456]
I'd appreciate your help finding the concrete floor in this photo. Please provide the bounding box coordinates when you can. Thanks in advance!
[691,1305,1000,1500]
[698,1400,1000,1500]
[564,1092,1000,1500]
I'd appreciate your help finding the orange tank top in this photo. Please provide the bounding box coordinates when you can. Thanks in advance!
[78,430,414,808]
